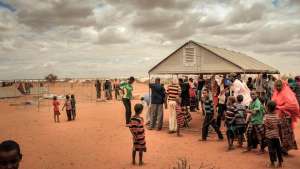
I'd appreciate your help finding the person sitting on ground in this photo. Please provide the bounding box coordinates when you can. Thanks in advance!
[129,104,146,166]
[52,96,60,123]
[234,95,247,148]
[225,96,236,150]
[0,140,22,169]
[200,89,223,141]
[71,94,76,120]
[264,101,283,168]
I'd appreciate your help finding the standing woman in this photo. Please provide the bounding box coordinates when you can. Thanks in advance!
[121,76,135,126]
[95,80,102,100]
[189,78,197,112]
[295,76,300,106]
[272,80,300,155]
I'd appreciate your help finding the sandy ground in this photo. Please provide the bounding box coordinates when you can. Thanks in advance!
[0,82,300,169]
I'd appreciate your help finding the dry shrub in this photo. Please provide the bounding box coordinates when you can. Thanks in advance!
[171,159,218,169]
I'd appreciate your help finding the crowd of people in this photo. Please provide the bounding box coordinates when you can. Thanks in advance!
[1,74,300,168]
[124,73,300,167]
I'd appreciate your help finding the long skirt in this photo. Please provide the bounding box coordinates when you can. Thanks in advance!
[280,116,298,152]
[183,110,192,127]
[190,96,197,112]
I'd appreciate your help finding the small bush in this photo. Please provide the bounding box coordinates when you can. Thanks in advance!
[171,159,218,169]
[45,74,58,83]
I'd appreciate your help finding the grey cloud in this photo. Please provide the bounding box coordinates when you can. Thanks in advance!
[14,0,97,30]
[227,3,266,24]
[253,44,300,53]
[132,9,201,40]
[97,27,130,44]
[132,9,181,32]
[251,23,300,45]
[106,0,195,10]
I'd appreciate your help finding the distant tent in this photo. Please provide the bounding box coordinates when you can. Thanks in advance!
[149,40,279,75]
[30,87,49,95]
[0,87,22,99]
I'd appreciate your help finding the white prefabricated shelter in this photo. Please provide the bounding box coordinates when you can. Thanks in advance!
[149,40,279,75]
[0,87,22,99]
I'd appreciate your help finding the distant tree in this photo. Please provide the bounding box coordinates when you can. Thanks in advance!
[45,74,58,83]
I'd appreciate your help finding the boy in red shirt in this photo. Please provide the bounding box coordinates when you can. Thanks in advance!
[52,96,60,123]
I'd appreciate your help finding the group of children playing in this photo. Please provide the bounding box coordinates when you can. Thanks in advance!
[52,94,77,122]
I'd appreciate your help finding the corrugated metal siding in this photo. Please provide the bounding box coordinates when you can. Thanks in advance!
[149,41,279,74]
[199,43,278,73]
[150,42,243,74]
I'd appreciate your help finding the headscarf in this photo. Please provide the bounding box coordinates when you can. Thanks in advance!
[295,76,300,86]
[288,78,297,92]
[272,80,300,128]
[231,79,252,106]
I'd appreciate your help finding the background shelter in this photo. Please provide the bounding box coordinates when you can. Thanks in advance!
[149,40,279,75]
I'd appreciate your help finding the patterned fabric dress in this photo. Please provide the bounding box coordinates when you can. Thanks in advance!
[176,105,185,127]
[129,116,146,152]
[280,114,298,151]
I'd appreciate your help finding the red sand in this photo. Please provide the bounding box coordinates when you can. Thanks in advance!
[0,83,299,169]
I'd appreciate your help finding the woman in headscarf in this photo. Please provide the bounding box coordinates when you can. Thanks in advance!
[189,78,197,112]
[288,78,297,93]
[272,80,300,154]
[231,73,252,106]
[295,76,300,106]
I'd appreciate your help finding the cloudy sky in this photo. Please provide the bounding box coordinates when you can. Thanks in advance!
[0,0,299,80]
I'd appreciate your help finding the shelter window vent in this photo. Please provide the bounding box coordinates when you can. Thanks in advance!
[183,47,196,66]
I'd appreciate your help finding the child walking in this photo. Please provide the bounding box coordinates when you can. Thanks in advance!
[264,101,283,168]
[200,89,223,141]
[62,95,72,121]
[71,94,76,120]
[225,96,236,150]
[175,97,185,137]
[234,95,247,148]
[129,103,146,165]
[52,96,60,123]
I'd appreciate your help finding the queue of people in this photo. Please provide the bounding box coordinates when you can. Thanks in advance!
[94,79,121,101]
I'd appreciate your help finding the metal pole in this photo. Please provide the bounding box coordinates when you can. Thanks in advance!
[38,80,40,112]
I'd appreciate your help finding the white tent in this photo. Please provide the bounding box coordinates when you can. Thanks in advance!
[149,40,279,75]
[0,87,22,99]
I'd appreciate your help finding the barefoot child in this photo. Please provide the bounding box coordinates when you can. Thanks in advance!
[70,94,76,120]
[62,95,72,121]
[200,89,223,141]
[245,91,265,153]
[175,97,185,137]
[129,104,146,165]
[264,101,283,168]
[52,96,60,123]
[225,96,236,150]
[234,95,247,148]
